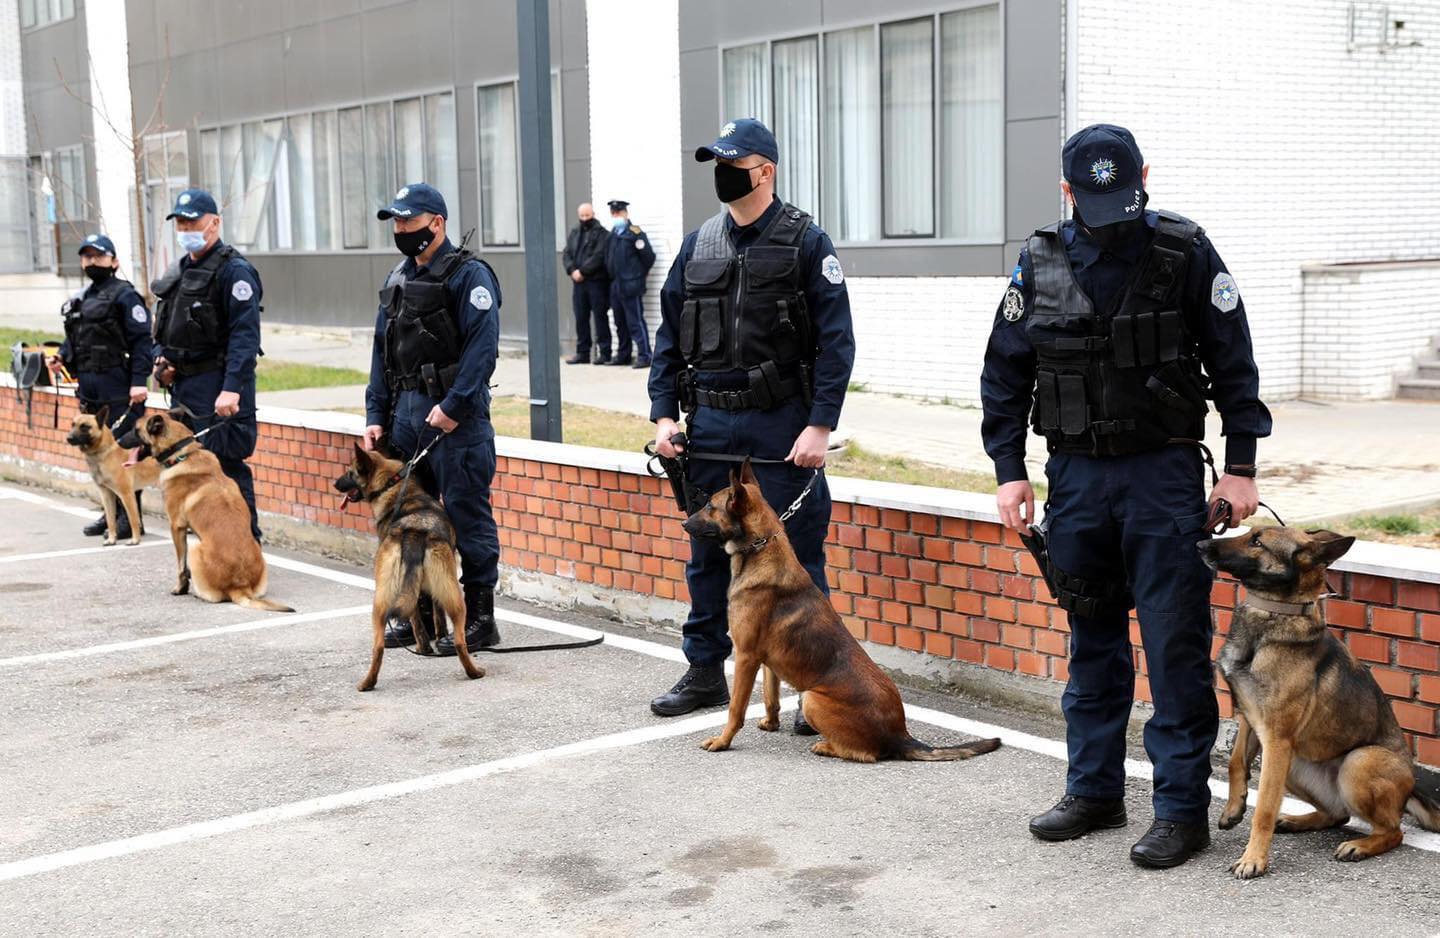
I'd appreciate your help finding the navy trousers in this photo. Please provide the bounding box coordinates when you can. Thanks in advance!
[390,389,499,591]
[171,370,260,541]
[610,284,650,362]
[572,278,612,359]
[680,396,831,667]
[1045,445,1217,824]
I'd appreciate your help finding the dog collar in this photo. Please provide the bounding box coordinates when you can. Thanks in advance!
[735,536,771,556]
[154,435,197,467]
[1243,594,1330,616]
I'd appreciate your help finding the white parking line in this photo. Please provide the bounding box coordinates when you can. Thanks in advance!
[0,697,795,884]
[0,539,170,565]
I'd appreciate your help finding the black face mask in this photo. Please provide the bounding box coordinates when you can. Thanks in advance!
[714,163,758,203]
[393,226,435,258]
[83,265,114,284]
[1073,192,1149,252]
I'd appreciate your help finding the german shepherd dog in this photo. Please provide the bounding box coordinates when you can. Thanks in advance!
[334,443,482,692]
[120,410,292,613]
[1200,527,1440,879]
[684,460,1001,763]
[64,404,159,546]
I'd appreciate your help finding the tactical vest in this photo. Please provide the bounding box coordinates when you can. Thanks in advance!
[154,243,241,372]
[380,249,493,396]
[1024,212,1210,456]
[678,203,812,411]
[62,276,132,373]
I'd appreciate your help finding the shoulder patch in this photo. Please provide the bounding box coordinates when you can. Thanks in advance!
[1211,272,1240,313]
[469,285,493,311]
[131,304,148,324]
[635,239,646,251]
[820,254,844,285]
[629,225,641,235]
[1010,263,1023,286]
[230,279,254,302]
[1003,286,1025,322]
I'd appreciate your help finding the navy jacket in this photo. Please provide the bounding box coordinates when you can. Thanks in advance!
[605,221,656,298]
[157,240,263,395]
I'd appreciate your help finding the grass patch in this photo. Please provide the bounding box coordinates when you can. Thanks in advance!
[1332,507,1440,547]
[1356,514,1423,536]
[0,326,65,348]
[252,359,370,393]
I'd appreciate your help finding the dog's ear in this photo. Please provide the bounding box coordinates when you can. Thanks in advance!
[1302,529,1356,567]
[146,414,165,438]
[727,467,750,514]
[93,404,109,427]
[352,441,372,474]
[739,457,758,486]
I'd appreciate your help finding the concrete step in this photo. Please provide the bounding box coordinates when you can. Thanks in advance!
[1396,377,1440,400]
[1417,359,1440,380]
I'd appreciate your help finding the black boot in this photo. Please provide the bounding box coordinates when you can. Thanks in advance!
[82,513,108,536]
[436,586,499,656]
[1028,794,1128,841]
[650,663,729,717]
[384,595,433,649]
[1129,819,1211,869]
[793,693,817,736]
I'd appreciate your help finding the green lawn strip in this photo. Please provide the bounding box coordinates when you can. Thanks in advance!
[254,358,369,393]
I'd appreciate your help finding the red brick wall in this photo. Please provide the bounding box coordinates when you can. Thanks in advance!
[5,388,1439,768]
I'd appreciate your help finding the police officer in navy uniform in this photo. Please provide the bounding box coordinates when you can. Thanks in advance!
[152,189,264,541]
[602,199,657,369]
[562,202,613,365]
[52,233,154,538]
[648,118,856,723]
[363,183,503,656]
[981,124,1272,869]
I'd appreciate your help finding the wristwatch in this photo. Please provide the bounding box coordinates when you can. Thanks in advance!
[1224,463,1257,479]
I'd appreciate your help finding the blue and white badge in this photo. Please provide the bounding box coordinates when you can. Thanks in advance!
[1089,158,1118,188]
[131,304,147,324]
[231,280,253,302]
[821,254,843,285]
[1211,272,1240,313]
[470,285,493,311]
[1003,286,1025,322]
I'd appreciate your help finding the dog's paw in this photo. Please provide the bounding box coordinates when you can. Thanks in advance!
[357,679,376,692]
[700,736,730,752]
[1230,854,1268,880]
[171,582,189,596]
[1217,806,1245,830]
[1334,839,1373,862]
[757,716,780,732]
[102,536,117,547]
[126,537,141,546]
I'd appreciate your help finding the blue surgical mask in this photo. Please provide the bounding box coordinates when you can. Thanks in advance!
[612,218,627,233]
[176,230,207,254]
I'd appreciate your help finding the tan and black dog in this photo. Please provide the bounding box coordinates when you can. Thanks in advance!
[684,460,1001,763]
[1201,527,1440,879]
[64,405,159,546]
[121,410,292,613]
[334,443,482,691]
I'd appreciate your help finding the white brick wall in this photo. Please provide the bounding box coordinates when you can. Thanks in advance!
[1074,0,1440,400]
[1301,262,1440,398]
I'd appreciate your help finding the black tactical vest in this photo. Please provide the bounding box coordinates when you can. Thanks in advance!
[1024,212,1210,456]
[62,276,132,373]
[678,204,812,408]
[154,243,241,367]
[380,249,493,394]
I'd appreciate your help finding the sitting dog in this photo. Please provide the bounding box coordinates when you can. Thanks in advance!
[684,460,1001,763]
[120,410,292,613]
[64,405,158,546]
[334,443,483,691]
[1200,527,1440,879]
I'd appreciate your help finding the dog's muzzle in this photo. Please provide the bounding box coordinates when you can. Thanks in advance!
[333,475,363,508]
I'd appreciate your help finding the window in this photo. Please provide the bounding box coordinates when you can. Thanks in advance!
[137,131,189,280]
[45,144,87,223]
[20,0,74,30]
[196,90,461,253]
[476,83,520,247]
[719,6,1003,243]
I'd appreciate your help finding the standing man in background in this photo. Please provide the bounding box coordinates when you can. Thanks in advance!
[152,188,264,541]
[604,199,657,369]
[51,233,154,539]
[563,202,613,365]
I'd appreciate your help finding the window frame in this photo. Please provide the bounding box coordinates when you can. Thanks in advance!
[194,85,461,257]
[472,70,567,254]
[715,1,1005,249]
[20,0,76,32]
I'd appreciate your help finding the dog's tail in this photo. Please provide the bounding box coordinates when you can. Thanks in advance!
[381,531,429,623]
[1405,784,1440,832]
[231,593,296,613]
[897,734,1002,762]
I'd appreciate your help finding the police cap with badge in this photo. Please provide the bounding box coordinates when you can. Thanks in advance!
[78,233,117,257]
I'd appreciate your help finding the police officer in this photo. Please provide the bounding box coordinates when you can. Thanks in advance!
[603,199,656,369]
[648,118,856,724]
[363,183,503,656]
[51,233,154,538]
[980,124,1272,868]
[152,189,264,541]
[562,202,613,365]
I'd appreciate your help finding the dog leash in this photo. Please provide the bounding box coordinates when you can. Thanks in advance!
[1171,438,1287,535]
[644,433,821,523]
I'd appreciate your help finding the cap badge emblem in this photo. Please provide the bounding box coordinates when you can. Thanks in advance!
[720,121,736,138]
[178,193,191,205]
[396,186,409,200]
[1089,158,1118,188]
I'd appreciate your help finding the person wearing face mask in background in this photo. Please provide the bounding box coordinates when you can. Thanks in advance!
[563,202,614,365]
[602,199,657,369]
[49,233,155,539]
[646,118,855,724]
[980,124,1272,869]
[362,183,504,657]
[152,188,265,541]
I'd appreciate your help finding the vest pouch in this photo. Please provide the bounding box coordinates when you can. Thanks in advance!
[1145,362,1208,419]
[1057,374,1088,436]
[743,248,799,289]
[1111,314,1137,368]
[697,298,724,357]
[1035,370,1061,432]
[679,299,698,358]
[1133,311,1158,366]
[1155,309,1181,363]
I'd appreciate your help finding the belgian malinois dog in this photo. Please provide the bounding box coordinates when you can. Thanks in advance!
[684,460,1001,763]
[120,410,292,613]
[64,405,159,546]
[1200,528,1440,879]
[334,443,483,692]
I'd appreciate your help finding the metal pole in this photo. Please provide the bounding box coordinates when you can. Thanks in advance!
[516,0,563,442]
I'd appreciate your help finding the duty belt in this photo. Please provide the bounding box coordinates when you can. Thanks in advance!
[172,355,226,378]
[692,371,804,412]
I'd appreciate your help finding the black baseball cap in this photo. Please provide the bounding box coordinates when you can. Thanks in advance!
[1062,124,1146,227]
[78,233,116,257]
[695,118,779,163]
[166,188,219,220]
[377,182,448,220]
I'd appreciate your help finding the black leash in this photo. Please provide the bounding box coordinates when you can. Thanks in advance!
[1170,438,1286,534]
